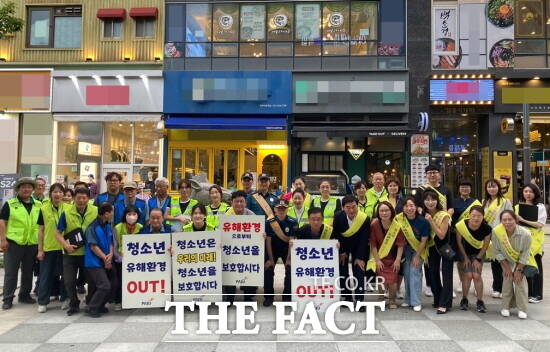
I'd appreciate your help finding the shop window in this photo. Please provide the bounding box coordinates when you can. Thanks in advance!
[134,122,160,165]
[213,43,238,57]
[227,150,239,189]
[213,4,239,42]
[103,18,122,39]
[170,148,212,191]
[166,4,186,42]
[295,3,322,56]
[244,148,258,175]
[516,0,545,38]
[267,3,293,41]
[136,18,155,38]
[262,154,283,191]
[171,149,182,190]
[214,149,225,186]
[27,6,82,48]
[134,166,159,195]
[186,4,212,43]
[307,154,343,172]
[104,122,132,163]
[267,42,293,56]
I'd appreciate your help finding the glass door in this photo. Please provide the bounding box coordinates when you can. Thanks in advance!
[431,152,479,199]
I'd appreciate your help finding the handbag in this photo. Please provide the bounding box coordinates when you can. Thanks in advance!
[523,265,539,278]
[436,242,457,261]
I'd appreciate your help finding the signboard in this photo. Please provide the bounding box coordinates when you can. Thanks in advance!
[171,231,222,302]
[432,5,459,56]
[78,142,102,157]
[410,134,430,189]
[291,239,340,312]
[219,215,265,286]
[430,80,495,102]
[79,162,98,182]
[0,70,52,112]
[122,234,172,309]
[493,151,513,201]
[0,174,17,208]
[411,134,430,156]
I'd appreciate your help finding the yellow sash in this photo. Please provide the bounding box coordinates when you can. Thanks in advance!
[455,219,483,249]
[493,224,537,268]
[422,184,447,210]
[513,204,545,256]
[458,199,483,222]
[341,211,368,237]
[484,198,503,225]
[396,213,428,261]
[225,207,236,215]
[428,210,451,247]
[367,219,401,272]
[320,224,333,240]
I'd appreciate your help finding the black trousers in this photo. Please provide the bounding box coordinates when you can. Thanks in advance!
[113,262,123,304]
[222,286,257,303]
[2,241,37,303]
[527,254,544,299]
[339,252,366,302]
[86,267,117,310]
[491,259,503,293]
[63,254,86,309]
[264,245,291,301]
[428,246,454,309]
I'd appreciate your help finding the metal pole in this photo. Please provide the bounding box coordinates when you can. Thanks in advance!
[523,104,531,186]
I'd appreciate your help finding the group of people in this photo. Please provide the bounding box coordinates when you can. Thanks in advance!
[0,166,545,320]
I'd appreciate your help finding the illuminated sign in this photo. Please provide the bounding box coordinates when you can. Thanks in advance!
[430,79,494,102]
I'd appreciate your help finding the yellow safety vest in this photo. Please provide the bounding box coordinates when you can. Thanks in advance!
[366,188,388,219]
[63,204,98,256]
[41,201,66,251]
[514,204,545,256]
[290,192,312,208]
[287,205,309,228]
[312,196,338,225]
[6,198,41,245]
[206,202,230,229]
[114,222,142,253]
[183,222,217,232]
[169,197,198,223]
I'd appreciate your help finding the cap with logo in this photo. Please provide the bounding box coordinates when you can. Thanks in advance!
[258,173,270,181]
[123,181,138,190]
[241,172,254,180]
[275,199,289,208]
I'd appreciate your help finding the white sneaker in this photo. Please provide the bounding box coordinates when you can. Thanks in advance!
[397,291,404,300]
[114,303,122,311]
[401,302,410,308]
[528,297,541,304]
[38,305,47,313]
[413,305,422,312]
[518,311,527,319]
[492,291,502,298]
[501,309,510,317]
[60,300,69,310]
[424,288,433,297]
[452,290,457,298]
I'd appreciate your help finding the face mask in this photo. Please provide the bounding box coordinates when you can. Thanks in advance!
[126,215,138,224]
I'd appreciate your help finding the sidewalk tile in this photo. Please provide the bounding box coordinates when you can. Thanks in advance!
[47,323,121,343]
[0,343,39,352]
[276,342,337,352]
[516,340,550,352]
[456,340,528,352]
[336,341,401,352]
[93,342,158,352]
[487,320,550,341]
[154,342,218,352]
[33,343,98,352]
[105,323,173,343]
[381,320,451,341]
[396,341,463,352]
[216,342,276,352]
[433,320,508,341]
[0,323,68,343]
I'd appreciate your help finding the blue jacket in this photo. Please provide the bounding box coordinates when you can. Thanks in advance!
[114,198,147,225]
[246,192,279,216]
[140,223,171,234]
[148,196,171,215]
[84,219,114,269]
[95,192,124,207]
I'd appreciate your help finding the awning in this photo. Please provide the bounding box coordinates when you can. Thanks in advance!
[165,116,287,130]
[129,7,158,18]
[54,114,162,122]
[97,8,126,19]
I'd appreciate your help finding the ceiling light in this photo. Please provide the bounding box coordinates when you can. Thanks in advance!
[533,76,541,80]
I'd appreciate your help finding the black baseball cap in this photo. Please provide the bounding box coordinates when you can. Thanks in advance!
[258,173,270,181]
[275,199,289,208]
[241,172,254,180]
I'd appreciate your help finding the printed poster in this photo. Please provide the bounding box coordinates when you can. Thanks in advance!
[432,5,459,56]
[295,4,321,41]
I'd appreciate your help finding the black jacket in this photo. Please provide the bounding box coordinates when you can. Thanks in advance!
[332,210,370,261]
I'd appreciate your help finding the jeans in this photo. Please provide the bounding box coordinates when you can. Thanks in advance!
[428,246,454,309]
[2,241,37,303]
[527,253,543,299]
[403,245,423,307]
[264,246,291,301]
[63,254,86,309]
[86,267,116,310]
[491,259,503,293]
[37,250,66,305]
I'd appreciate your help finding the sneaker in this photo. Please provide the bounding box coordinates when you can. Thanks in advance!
[18,296,36,304]
[98,306,109,314]
[38,305,47,313]
[528,297,541,304]
[114,303,122,311]
[397,290,404,300]
[460,298,469,311]
[262,299,273,307]
[413,305,422,312]
[86,308,101,318]
[476,300,487,313]
[67,307,80,316]
[500,309,510,317]
[452,290,457,298]
[2,302,13,310]
[50,296,59,301]
[401,302,410,308]
[60,300,69,310]
[492,291,502,299]
[424,288,433,297]
[518,311,527,319]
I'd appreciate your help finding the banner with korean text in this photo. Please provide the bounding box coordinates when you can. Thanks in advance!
[291,239,340,312]
[219,215,265,286]
[171,231,222,302]
[122,234,172,309]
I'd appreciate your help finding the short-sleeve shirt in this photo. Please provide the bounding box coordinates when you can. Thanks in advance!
[266,216,297,248]
[415,184,454,210]
[460,220,492,256]
[406,215,431,240]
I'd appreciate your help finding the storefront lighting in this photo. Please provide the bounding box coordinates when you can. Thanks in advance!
[124,57,131,62]
[445,153,451,157]
[85,57,93,62]
[447,74,453,79]
[461,113,468,117]
[461,149,468,153]
[477,74,483,78]
[432,74,438,79]
[454,74,460,79]
[501,77,508,80]
[533,76,541,80]
[515,137,522,145]
[259,144,286,150]
[485,74,491,78]
[154,57,161,62]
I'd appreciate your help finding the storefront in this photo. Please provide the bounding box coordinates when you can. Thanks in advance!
[290,72,411,189]
[51,70,163,193]
[163,71,291,192]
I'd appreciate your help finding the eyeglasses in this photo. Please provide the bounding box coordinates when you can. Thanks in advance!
[426,171,440,175]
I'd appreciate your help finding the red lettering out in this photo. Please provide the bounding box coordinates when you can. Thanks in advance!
[296,285,307,298]
[307,286,316,298]
[126,280,165,294]
[294,285,336,299]
[161,280,165,293]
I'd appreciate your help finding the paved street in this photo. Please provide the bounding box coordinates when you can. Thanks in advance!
[1,231,550,352]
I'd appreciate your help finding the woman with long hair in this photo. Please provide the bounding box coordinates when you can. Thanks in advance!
[183,204,216,232]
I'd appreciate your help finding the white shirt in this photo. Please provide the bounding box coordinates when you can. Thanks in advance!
[536,203,547,224]
[347,216,354,227]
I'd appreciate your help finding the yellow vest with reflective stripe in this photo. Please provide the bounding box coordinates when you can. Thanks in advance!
[63,204,98,256]
[206,203,230,229]
[183,222,217,232]
[312,196,338,225]
[366,188,388,219]
[6,198,41,245]
[114,222,142,253]
[169,197,198,225]
[41,201,66,251]
[288,206,309,228]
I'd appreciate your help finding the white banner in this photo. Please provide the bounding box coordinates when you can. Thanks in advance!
[291,239,340,312]
[219,215,265,286]
[122,234,172,309]
[432,5,459,56]
[171,231,222,302]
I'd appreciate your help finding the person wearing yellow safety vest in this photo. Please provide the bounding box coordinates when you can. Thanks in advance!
[206,185,229,229]
[369,201,406,309]
[354,181,369,214]
[333,195,369,305]
[492,210,533,319]
[33,177,50,204]
[515,184,547,304]
[423,190,453,315]
[72,181,94,295]
[0,177,41,310]
[36,183,68,313]
[365,172,388,219]
[312,180,341,226]
[55,188,98,316]
[287,189,309,228]
[283,176,312,208]
[399,197,430,312]
[379,177,405,214]
[482,178,513,299]
[183,204,217,232]
[165,179,198,232]
[112,205,143,311]
[294,207,334,240]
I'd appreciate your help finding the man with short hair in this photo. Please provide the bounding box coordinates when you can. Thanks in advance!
[0,177,41,310]
[56,188,98,315]
[95,172,124,206]
[33,177,49,203]
[333,195,370,305]
[295,207,334,240]
[140,208,171,234]
[114,182,148,225]
[241,172,255,195]
[148,177,171,215]
[247,174,278,216]
[365,172,388,219]
[414,164,455,216]
[84,202,115,317]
